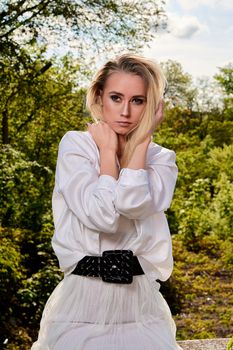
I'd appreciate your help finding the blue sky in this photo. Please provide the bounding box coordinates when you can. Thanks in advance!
[144,0,233,78]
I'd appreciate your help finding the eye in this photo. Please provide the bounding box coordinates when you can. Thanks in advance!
[131,97,145,105]
[110,95,121,102]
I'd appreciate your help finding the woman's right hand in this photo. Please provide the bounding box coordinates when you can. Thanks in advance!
[88,121,119,179]
[87,121,118,153]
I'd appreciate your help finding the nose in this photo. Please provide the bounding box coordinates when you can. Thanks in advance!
[120,101,130,117]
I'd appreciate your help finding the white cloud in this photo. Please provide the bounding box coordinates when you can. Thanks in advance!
[143,0,232,78]
[168,13,207,39]
[177,0,211,11]
[143,30,232,78]
[218,0,233,10]
[177,0,233,11]
[226,26,233,35]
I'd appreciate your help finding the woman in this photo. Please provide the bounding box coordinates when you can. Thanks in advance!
[32,54,181,350]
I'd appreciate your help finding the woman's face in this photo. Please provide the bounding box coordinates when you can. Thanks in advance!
[100,71,147,135]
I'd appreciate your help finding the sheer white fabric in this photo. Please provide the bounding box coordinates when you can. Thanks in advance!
[31,131,182,349]
[32,275,182,350]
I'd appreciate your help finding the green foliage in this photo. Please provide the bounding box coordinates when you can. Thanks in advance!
[0,226,61,349]
[171,237,233,340]
[193,77,223,113]
[0,0,166,62]
[0,52,89,162]
[0,229,24,328]
[18,265,62,326]
[175,178,212,251]
[166,164,232,252]
[2,1,232,348]
[227,337,233,350]
[215,63,233,95]
[207,173,233,239]
[168,143,233,251]
[0,228,26,347]
[0,47,233,348]
[209,144,233,181]
[161,60,197,109]
[0,145,53,230]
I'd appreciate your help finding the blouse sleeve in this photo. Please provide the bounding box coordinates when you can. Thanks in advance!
[114,143,178,219]
[55,131,120,233]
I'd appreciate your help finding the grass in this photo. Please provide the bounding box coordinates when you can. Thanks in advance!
[166,236,233,340]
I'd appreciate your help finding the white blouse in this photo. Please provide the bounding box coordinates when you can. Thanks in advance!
[52,130,178,282]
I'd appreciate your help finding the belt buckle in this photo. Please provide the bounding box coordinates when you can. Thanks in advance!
[101,250,133,284]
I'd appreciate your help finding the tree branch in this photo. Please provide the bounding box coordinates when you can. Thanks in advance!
[0,0,50,39]
[17,110,35,132]
[0,0,28,24]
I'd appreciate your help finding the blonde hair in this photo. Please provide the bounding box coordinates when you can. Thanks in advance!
[86,54,166,167]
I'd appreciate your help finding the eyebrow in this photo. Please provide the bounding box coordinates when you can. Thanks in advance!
[108,91,146,99]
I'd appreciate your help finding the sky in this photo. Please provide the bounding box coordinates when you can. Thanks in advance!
[143,0,233,79]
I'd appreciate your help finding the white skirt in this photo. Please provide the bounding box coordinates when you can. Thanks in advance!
[31,274,182,350]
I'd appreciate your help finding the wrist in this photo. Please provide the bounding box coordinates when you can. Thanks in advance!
[136,136,151,150]
[127,141,149,170]
[99,147,117,155]
[99,149,118,179]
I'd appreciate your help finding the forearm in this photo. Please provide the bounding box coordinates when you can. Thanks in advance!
[99,149,119,179]
[87,122,119,179]
[55,131,120,233]
[127,137,151,170]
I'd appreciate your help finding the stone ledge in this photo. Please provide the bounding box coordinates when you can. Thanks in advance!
[177,338,231,350]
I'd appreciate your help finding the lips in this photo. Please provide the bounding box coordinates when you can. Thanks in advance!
[116,121,132,127]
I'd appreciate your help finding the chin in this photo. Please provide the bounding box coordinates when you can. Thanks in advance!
[113,125,134,135]
[114,129,129,136]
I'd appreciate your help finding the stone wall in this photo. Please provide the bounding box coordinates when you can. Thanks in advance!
[177,338,231,350]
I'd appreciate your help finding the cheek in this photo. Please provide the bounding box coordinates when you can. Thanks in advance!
[102,102,118,121]
[133,107,145,122]
[102,104,110,118]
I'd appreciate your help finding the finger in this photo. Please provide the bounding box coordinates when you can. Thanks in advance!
[94,120,104,125]
[87,123,95,133]
[156,100,164,114]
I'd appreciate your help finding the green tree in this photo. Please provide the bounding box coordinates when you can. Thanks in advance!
[0,52,88,161]
[193,77,223,112]
[215,63,233,95]
[0,226,62,349]
[0,0,166,59]
[0,145,53,229]
[1,0,168,145]
[161,60,197,109]
[1,54,233,348]
[214,63,233,124]
[207,173,233,239]
[0,229,24,344]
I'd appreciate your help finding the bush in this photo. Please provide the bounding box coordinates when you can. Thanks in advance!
[0,228,25,346]
[0,145,53,230]
[0,227,62,348]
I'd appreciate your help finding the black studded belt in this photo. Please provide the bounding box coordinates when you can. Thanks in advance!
[72,250,144,284]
